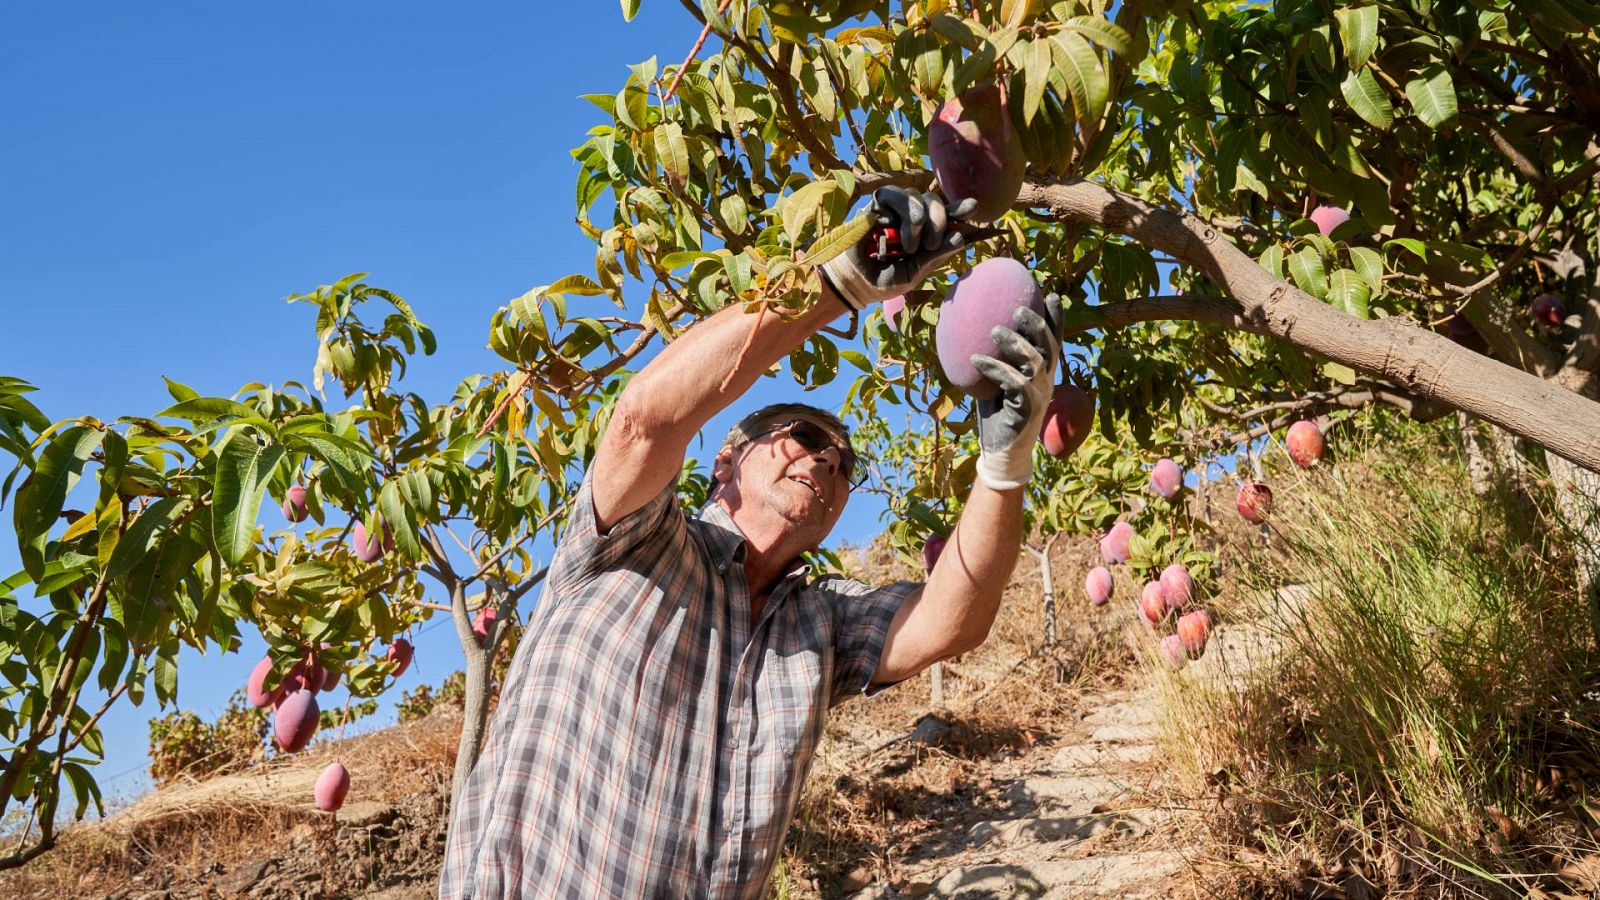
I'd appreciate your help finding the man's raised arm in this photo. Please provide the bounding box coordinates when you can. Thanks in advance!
[589,188,977,531]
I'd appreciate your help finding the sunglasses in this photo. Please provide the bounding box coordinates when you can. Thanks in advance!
[752,419,866,491]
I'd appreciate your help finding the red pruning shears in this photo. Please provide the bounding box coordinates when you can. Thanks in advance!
[865,222,1003,261]
[867,225,908,261]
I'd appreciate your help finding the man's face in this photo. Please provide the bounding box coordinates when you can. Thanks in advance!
[714,417,853,548]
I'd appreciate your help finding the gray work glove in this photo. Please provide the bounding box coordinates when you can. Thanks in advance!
[820,187,978,310]
[971,293,1064,490]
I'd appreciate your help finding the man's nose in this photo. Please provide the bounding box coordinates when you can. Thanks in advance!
[812,445,842,475]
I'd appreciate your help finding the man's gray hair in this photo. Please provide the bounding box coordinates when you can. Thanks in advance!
[721,403,851,454]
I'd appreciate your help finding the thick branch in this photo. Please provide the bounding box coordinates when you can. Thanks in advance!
[1016,178,1600,473]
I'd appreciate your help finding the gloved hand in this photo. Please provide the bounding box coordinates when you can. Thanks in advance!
[820,187,978,310]
[971,293,1064,491]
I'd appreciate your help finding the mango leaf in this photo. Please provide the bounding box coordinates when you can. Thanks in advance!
[1328,269,1371,319]
[621,0,641,21]
[1323,361,1358,385]
[779,179,840,243]
[1023,38,1052,125]
[1349,246,1384,293]
[379,480,421,561]
[653,122,689,182]
[211,437,284,566]
[1061,16,1130,55]
[61,761,104,821]
[153,638,179,707]
[802,214,874,266]
[1340,68,1394,129]
[106,496,192,580]
[162,377,200,404]
[1405,63,1458,129]
[15,426,105,580]
[1288,247,1329,300]
[548,273,607,299]
[1334,6,1379,70]
[1050,31,1108,123]
[156,397,259,423]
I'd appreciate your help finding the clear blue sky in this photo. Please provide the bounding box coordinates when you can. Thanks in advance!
[1,2,904,824]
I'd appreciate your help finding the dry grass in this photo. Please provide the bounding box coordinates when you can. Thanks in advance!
[0,705,463,900]
[1158,421,1600,899]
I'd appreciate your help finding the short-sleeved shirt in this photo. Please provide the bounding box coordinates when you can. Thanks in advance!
[436,473,920,899]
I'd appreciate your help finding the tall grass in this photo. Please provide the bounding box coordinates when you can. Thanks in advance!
[1161,423,1600,896]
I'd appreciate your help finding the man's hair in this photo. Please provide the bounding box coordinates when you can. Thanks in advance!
[721,403,851,454]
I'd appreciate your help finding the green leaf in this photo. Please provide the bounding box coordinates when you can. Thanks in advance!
[620,0,641,21]
[156,397,259,423]
[1405,63,1458,129]
[1340,68,1394,129]
[1328,269,1372,319]
[1322,361,1358,385]
[1386,237,1428,261]
[210,437,284,567]
[779,179,839,243]
[1288,247,1329,299]
[803,214,874,266]
[61,761,104,821]
[153,639,179,707]
[1050,31,1108,123]
[15,426,105,580]
[1258,244,1285,278]
[1023,38,1052,125]
[1335,6,1379,70]
[1060,16,1130,55]
[1349,247,1384,293]
[106,496,192,580]
[162,377,200,404]
[379,480,421,562]
[653,122,689,182]
[546,274,607,297]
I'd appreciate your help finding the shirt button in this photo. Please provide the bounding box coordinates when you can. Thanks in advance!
[729,737,741,749]
[723,816,733,830]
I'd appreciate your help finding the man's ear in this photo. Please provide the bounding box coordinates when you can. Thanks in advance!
[711,445,737,487]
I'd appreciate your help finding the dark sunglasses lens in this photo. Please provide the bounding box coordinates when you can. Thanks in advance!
[790,421,861,488]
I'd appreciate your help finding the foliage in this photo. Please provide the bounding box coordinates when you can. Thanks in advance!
[147,688,270,789]
[1158,425,1600,892]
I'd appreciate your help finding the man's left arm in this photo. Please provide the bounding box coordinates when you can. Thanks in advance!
[869,295,1063,688]
[870,480,1024,685]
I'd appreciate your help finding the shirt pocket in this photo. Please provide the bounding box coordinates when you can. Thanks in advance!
[756,648,825,756]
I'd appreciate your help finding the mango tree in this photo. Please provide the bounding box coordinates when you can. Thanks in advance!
[525,0,1600,630]
[0,269,706,865]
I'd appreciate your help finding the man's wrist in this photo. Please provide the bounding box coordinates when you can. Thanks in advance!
[817,266,858,313]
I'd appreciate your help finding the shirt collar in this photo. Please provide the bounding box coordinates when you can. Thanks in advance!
[694,501,813,581]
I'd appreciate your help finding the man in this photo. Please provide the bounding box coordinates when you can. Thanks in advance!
[438,187,1062,898]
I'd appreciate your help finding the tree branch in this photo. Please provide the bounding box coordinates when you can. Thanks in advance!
[1015,178,1600,472]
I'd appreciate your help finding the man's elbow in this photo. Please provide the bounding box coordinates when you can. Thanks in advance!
[947,622,993,658]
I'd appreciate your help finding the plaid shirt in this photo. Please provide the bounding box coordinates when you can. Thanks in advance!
[437,474,918,899]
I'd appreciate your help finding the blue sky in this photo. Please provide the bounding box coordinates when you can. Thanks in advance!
[1,2,906,824]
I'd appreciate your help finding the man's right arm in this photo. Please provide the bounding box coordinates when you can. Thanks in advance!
[588,292,847,532]
[588,187,978,532]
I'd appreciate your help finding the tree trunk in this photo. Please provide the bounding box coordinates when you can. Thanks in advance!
[449,643,494,828]
[1038,539,1058,648]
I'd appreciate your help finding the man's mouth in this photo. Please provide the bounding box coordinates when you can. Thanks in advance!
[788,475,823,501]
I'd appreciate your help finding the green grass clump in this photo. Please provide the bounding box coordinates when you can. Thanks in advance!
[1164,424,1600,896]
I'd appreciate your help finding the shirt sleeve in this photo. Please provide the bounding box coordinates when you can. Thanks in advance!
[820,576,923,709]
[548,470,684,592]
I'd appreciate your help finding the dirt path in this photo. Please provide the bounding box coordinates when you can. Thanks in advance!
[846,680,1196,899]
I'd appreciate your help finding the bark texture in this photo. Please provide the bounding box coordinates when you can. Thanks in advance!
[1018,179,1600,475]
